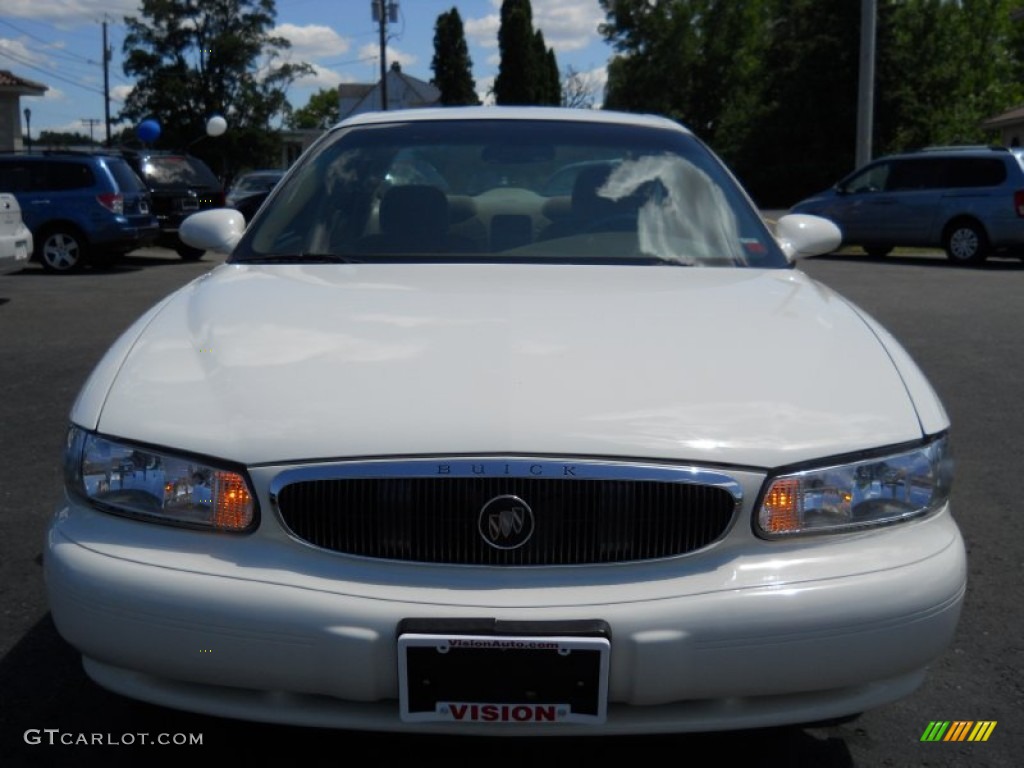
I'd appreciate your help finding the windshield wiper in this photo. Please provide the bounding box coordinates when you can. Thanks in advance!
[239,253,362,264]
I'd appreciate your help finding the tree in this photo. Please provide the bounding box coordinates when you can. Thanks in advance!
[600,0,771,139]
[431,7,479,106]
[876,0,1023,153]
[493,0,559,105]
[289,87,340,129]
[534,31,561,105]
[562,66,599,109]
[120,0,312,176]
[737,0,860,205]
[36,130,98,147]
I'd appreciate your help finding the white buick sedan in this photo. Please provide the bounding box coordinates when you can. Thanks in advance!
[46,107,966,735]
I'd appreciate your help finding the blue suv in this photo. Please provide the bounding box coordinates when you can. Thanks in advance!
[0,152,159,272]
[790,145,1024,265]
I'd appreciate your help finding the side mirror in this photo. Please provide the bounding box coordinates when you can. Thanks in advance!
[775,213,842,261]
[179,209,246,255]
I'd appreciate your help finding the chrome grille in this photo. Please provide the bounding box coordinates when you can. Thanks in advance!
[272,459,739,566]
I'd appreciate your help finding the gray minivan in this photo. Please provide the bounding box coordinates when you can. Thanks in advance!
[790,145,1024,265]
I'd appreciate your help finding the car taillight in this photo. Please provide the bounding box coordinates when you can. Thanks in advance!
[1015,190,1024,218]
[96,193,124,215]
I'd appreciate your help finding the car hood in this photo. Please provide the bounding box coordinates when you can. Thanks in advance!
[76,263,939,468]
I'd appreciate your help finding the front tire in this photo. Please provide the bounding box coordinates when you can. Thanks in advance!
[944,220,988,266]
[37,226,89,273]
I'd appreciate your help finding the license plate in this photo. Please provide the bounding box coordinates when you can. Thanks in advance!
[398,628,610,725]
[180,198,199,211]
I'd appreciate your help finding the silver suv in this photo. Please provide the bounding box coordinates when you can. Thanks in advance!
[790,145,1024,265]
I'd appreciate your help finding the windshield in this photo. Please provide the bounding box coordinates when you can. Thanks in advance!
[232,172,282,193]
[236,118,785,268]
[140,155,220,189]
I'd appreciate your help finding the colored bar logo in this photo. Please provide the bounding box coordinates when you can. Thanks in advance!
[921,721,997,742]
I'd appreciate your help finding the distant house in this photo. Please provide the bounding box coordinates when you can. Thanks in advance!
[0,70,48,152]
[981,106,1024,148]
[279,63,442,168]
[338,62,441,120]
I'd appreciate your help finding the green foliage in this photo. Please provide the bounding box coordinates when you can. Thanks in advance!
[876,0,1023,153]
[493,0,560,105]
[432,7,480,106]
[598,0,1024,207]
[119,0,313,176]
[739,0,861,205]
[36,131,98,147]
[289,87,340,129]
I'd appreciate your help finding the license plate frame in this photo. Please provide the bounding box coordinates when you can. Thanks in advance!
[398,626,610,725]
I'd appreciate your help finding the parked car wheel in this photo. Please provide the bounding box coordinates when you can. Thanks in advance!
[175,243,205,261]
[943,219,988,265]
[37,226,88,273]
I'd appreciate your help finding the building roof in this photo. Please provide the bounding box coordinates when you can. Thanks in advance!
[0,70,48,95]
[339,63,441,120]
[981,105,1024,130]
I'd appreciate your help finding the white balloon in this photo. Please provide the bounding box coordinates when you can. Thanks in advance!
[206,115,227,137]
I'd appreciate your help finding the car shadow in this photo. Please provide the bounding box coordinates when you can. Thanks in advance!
[0,614,854,768]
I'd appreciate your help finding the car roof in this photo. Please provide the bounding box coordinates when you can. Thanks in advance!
[885,145,1015,160]
[236,169,284,178]
[0,150,123,163]
[334,106,691,135]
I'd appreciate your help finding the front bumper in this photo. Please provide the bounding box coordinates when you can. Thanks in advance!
[45,497,966,734]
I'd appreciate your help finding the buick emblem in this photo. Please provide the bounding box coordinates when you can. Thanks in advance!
[478,495,534,550]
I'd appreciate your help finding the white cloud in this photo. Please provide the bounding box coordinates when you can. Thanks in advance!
[5,0,139,24]
[464,1,603,55]
[273,23,351,59]
[357,43,416,72]
[40,86,65,102]
[110,83,133,104]
[0,37,39,63]
[475,75,495,106]
[533,0,606,54]
[465,13,500,50]
[293,62,348,89]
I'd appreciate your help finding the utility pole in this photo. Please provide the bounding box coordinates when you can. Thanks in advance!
[81,118,102,143]
[372,1,399,110]
[103,19,112,146]
[856,0,876,168]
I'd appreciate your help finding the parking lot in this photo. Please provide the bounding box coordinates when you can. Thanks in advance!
[1,246,1021,766]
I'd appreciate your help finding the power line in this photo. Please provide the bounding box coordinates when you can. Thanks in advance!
[0,18,98,67]
[0,47,106,97]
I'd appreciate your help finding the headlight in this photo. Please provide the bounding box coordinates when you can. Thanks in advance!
[757,435,952,537]
[64,426,255,532]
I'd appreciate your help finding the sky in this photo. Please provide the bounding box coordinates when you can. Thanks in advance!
[0,0,614,138]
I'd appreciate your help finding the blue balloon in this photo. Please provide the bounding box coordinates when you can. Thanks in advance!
[136,119,161,143]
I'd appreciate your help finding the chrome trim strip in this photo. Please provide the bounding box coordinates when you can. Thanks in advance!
[269,457,743,503]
